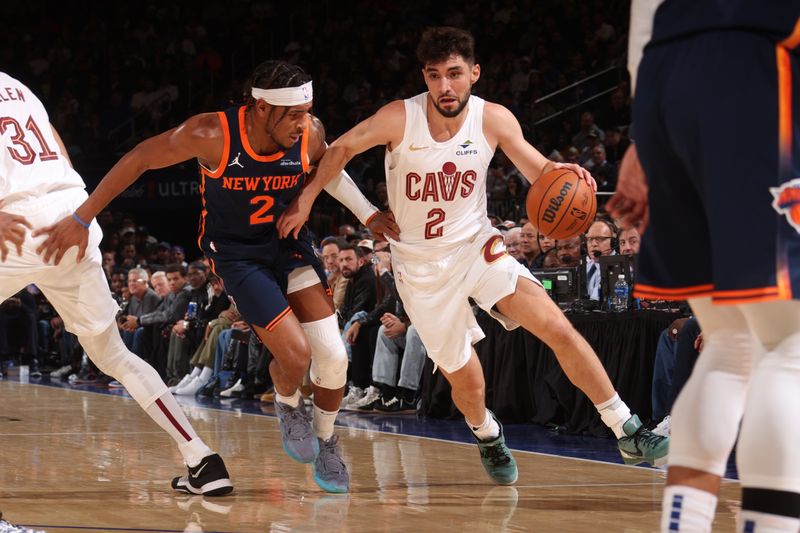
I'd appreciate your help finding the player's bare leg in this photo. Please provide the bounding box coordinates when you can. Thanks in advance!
[496,277,668,467]
[441,352,517,484]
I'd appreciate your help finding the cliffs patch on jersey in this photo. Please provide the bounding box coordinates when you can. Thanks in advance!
[771,178,800,233]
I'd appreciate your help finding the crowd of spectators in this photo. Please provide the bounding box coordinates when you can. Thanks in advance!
[4,0,632,234]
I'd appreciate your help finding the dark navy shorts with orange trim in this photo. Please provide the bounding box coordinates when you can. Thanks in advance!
[201,231,327,330]
[633,30,800,305]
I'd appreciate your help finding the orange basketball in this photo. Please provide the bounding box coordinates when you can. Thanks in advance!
[527,168,596,240]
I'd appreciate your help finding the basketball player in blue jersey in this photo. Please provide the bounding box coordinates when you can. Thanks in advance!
[279,27,668,487]
[34,61,397,494]
[610,1,800,531]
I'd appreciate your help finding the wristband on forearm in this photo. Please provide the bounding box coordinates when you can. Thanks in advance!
[72,212,91,229]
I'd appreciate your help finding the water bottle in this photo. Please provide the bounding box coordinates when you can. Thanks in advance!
[19,365,29,382]
[613,274,629,312]
[186,301,198,320]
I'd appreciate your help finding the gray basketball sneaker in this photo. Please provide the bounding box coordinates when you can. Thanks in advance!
[275,399,320,463]
[313,435,350,493]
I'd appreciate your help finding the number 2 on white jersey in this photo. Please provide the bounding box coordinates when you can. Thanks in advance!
[425,208,445,239]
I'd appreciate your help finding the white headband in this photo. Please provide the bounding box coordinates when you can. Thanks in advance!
[251,81,313,107]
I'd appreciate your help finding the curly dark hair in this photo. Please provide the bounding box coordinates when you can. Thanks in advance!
[416,26,475,66]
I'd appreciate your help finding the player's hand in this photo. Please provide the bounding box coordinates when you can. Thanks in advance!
[0,207,33,262]
[607,145,650,233]
[277,193,313,240]
[367,210,400,241]
[32,213,89,265]
[541,161,597,192]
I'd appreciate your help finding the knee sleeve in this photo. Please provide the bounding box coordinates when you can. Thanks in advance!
[669,325,762,476]
[737,331,800,493]
[78,323,168,408]
[303,314,348,389]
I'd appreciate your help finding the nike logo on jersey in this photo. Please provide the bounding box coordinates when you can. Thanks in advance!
[228,152,244,168]
[409,144,429,151]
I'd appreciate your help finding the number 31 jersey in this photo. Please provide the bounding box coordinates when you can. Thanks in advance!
[384,92,494,260]
[0,72,85,206]
[198,105,310,246]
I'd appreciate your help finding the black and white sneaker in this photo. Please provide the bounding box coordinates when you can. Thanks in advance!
[171,453,233,497]
[374,395,416,413]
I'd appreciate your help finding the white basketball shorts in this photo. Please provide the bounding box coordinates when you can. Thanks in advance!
[0,188,118,337]
[392,229,538,374]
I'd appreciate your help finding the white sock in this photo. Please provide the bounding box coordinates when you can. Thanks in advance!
[595,393,632,439]
[313,404,338,441]
[198,366,213,382]
[739,511,800,532]
[468,408,500,441]
[145,392,212,466]
[276,389,301,408]
[661,485,717,533]
[189,366,201,378]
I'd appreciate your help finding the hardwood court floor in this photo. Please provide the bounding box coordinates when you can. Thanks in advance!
[0,381,740,532]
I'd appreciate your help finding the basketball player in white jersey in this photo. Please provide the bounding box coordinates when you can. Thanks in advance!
[278,27,669,484]
[0,72,233,515]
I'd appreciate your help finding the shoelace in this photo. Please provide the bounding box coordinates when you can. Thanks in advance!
[319,436,346,473]
[480,442,511,466]
[281,405,313,439]
[631,427,666,449]
[382,397,399,407]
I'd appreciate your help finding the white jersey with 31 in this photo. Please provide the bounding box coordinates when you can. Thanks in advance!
[0,72,84,207]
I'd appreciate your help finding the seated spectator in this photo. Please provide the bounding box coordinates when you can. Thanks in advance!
[166,261,210,385]
[150,271,170,298]
[541,248,562,268]
[618,226,641,256]
[585,218,618,300]
[354,249,426,413]
[503,227,524,261]
[119,267,161,351]
[572,111,605,154]
[555,236,583,268]
[170,245,188,268]
[518,222,540,270]
[538,232,555,255]
[171,274,231,395]
[321,237,348,313]
[337,243,377,408]
[583,144,617,192]
[134,264,190,377]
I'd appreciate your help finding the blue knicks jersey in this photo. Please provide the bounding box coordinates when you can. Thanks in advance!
[197,105,310,247]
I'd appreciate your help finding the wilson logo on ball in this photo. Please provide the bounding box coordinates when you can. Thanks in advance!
[541,181,573,223]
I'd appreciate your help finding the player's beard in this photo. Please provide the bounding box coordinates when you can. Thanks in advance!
[432,93,469,118]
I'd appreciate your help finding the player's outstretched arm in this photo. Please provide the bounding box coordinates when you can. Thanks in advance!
[485,103,597,191]
[33,114,224,265]
[277,101,405,239]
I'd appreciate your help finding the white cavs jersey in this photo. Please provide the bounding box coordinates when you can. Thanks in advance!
[385,92,494,260]
[0,72,85,207]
